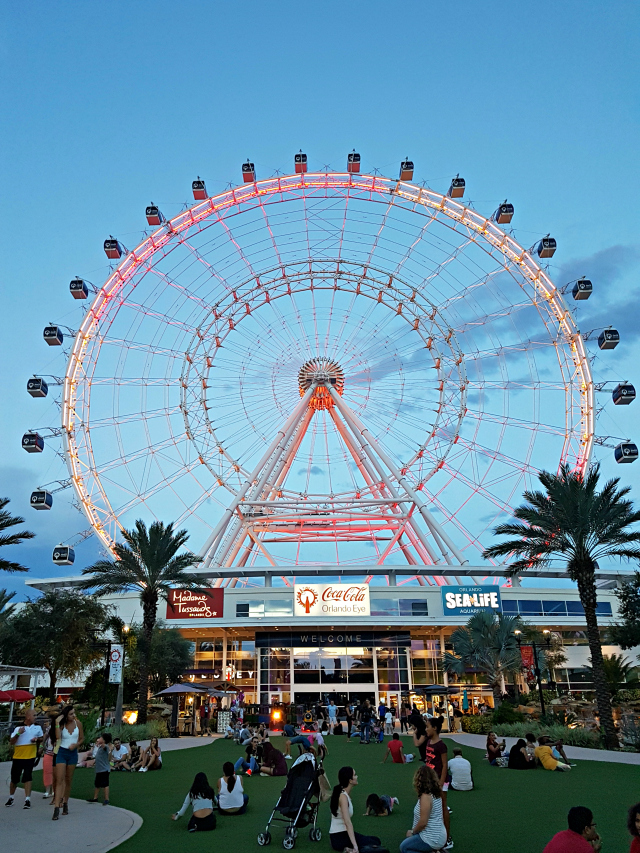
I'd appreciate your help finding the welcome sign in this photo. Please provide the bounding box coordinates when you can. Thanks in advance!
[294,583,370,617]
[166,588,224,619]
[441,585,502,617]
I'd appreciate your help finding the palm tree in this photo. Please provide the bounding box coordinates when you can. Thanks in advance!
[0,497,35,572]
[79,520,207,723]
[443,611,524,706]
[0,588,17,622]
[586,653,639,702]
[483,463,640,750]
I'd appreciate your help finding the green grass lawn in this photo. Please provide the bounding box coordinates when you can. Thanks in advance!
[30,736,639,852]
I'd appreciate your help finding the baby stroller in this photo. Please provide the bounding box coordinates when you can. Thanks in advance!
[257,756,323,849]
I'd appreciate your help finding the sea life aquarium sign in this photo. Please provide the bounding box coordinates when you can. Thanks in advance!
[441,585,502,617]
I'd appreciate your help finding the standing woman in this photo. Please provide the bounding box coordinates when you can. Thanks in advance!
[53,705,84,820]
[412,717,427,764]
[42,716,58,800]
[400,704,409,734]
[424,717,450,849]
[329,766,381,853]
[345,704,354,739]
[400,766,447,853]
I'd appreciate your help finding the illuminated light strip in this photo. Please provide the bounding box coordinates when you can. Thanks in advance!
[63,172,593,554]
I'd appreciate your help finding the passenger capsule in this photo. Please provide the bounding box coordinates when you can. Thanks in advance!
[52,544,75,566]
[145,205,165,226]
[572,277,593,300]
[535,235,557,259]
[399,160,414,181]
[27,377,48,398]
[347,151,361,173]
[598,328,620,350]
[242,161,256,182]
[612,383,635,405]
[70,278,89,300]
[22,432,44,453]
[448,175,465,198]
[192,177,208,200]
[43,325,63,346]
[30,490,53,510]
[104,238,123,260]
[294,152,308,174]
[493,201,514,224]
[614,442,638,464]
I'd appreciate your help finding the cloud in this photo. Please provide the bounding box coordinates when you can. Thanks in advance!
[557,245,640,291]
[296,465,324,476]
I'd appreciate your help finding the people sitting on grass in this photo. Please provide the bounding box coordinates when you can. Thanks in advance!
[86,733,112,805]
[400,765,447,853]
[123,740,141,771]
[258,741,288,777]
[284,732,311,758]
[524,732,537,763]
[234,735,262,775]
[384,732,413,764]
[330,765,381,852]
[543,805,601,852]
[218,761,249,815]
[535,736,571,772]
[283,722,297,738]
[448,747,474,789]
[552,739,573,766]
[507,738,535,770]
[628,802,640,853]
[172,771,217,832]
[486,731,506,765]
[365,792,399,816]
[138,737,162,772]
[111,738,130,771]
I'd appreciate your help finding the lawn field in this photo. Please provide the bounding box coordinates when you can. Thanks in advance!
[30,736,639,852]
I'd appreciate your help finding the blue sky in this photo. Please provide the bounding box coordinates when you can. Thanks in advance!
[1,1,639,599]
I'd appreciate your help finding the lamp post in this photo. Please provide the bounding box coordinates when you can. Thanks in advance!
[515,630,552,717]
[114,625,129,726]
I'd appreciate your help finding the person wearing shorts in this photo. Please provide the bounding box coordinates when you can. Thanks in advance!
[87,734,112,805]
[284,735,311,758]
[6,709,43,809]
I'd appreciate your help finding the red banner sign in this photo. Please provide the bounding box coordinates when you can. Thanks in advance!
[166,588,223,619]
[520,646,536,682]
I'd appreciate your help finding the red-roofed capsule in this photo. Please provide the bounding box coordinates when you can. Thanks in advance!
[192,177,207,200]
[294,152,308,174]
[448,175,465,198]
[347,151,361,173]
[104,237,123,260]
[145,205,165,227]
[70,278,89,300]
[43,326,63,346]
[493,201,514,224]
[242,161,256,182]
[399,159,414,181]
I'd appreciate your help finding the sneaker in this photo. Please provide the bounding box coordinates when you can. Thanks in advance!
[443,841,454,850]
[52,807,60,820]
[103,800,110,806]
[139,767,148,773]
[447,806,452,813]
[246,769,252,776]
[189,827,197,832]
[5,797,14,807]
[43,792,51,799]
[23,799,31,809]
[393,798,399,805]
[284,755,292,759]
[260,773,269,776]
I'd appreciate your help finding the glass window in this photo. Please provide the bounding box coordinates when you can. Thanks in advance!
[596,602,612,616]
[293,648,320,683]
[371,598,399,616]
[518,600,543,616]
[502,600,518,614]
[235,601,265,617]
[265,599,293,616]
[543,600,567,615]
[566,601,585,615]
[236,603,249,618]
[399,599,429,616]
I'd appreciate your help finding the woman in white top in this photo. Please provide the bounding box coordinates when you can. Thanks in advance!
[53,705,84,820]
[400,765,447,853]
[329,766,381,853]
[172,772,217,832]
[139,737,162,772]
[218,761,248,815]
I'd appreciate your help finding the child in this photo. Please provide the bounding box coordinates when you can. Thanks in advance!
[384,709,394,736]
[87,733,112,805]
[364,793,399,816]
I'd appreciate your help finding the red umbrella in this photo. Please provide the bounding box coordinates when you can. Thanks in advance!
[0,690,13,702]
[5,689,35,702]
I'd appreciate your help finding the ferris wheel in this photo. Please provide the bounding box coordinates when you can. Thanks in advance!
[24,152,637,584]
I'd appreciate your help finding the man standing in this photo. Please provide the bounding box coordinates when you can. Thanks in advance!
[327,699,338,734]
[543,806,601,852]
[6,708,43,809]
[359,699,373,744]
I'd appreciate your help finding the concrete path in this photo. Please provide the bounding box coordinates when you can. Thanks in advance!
[442,732,640,764]
[0,735,214,853]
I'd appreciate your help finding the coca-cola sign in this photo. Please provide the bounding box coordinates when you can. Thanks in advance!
[294,583,370,617]
[166,588,223,619]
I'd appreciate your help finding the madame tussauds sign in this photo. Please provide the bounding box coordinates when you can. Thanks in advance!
[294,583,370,617]
[166,588,224,619]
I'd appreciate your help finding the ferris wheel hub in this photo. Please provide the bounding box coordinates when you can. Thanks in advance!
[298,357,345,410]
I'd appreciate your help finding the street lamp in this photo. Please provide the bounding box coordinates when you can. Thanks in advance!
[514,630,552,717]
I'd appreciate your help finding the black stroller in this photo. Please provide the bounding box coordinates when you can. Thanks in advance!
[257,757,323,849]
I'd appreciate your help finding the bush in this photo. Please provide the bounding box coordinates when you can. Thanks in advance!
[93,720,168,744]
[492,702,524,724]
[461,715,493,734]
[492,721,601,749]
[0,737,12,762]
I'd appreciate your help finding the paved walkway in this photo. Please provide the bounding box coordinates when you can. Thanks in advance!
[0,736,213,853]
[443,732,640,764]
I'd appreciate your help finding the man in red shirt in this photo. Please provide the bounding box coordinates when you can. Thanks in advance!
[543,806,601,852]
[383,733,411,764]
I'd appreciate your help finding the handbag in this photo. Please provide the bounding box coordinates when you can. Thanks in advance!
[317,769,331,802]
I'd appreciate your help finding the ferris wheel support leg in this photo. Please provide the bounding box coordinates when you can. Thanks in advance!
[329,398,442,566]
[266,408,314,498]
[328,387,468,567]
[200,386,316,566]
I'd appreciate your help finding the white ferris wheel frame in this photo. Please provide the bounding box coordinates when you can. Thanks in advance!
[60,171,595,568]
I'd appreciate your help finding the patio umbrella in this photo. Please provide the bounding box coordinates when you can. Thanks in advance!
[0,690,13,702]
[462,689,469,712]
[153,683,208,696]
[4,689,35,702]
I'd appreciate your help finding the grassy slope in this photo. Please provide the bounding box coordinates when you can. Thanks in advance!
[30,736,638,852]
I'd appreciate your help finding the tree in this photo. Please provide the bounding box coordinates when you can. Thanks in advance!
[585,653,639,703]
[0,496,35,573]
[610,570,640,650]
[483,463,640,750]
[0,589,110,701]
[443,611,524,706]
[0,588,16,622]
[126,623,194,694]
[78,520,205,722]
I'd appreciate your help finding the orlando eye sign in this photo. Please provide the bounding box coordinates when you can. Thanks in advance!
[441,585,502,617]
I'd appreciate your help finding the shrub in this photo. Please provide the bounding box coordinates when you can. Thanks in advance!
[0,737,12,762]
[492,721,600,749]
[93,720,168,744]
[492,702,524,724]
[461,715,493,734]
